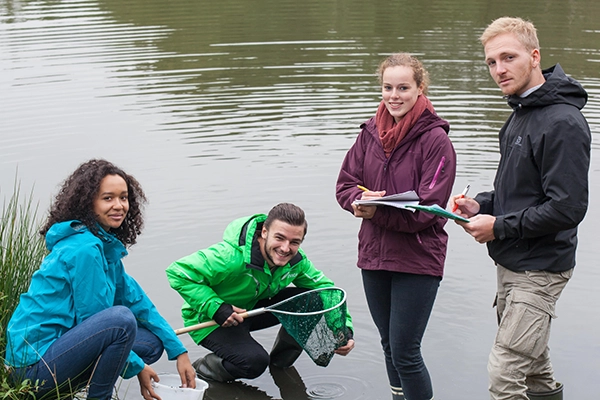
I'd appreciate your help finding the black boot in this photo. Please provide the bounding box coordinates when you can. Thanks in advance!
[527,382,563,400]
[269,326,303,369]
[192,353,235,383]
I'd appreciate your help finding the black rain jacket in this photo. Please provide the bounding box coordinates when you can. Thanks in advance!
[475,64,591,272]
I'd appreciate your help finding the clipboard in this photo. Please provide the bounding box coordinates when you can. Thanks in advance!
[405,204,470,223]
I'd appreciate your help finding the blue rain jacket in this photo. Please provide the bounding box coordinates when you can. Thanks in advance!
[5,221,187,379]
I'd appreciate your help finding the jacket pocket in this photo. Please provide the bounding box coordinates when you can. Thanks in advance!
[428,156,446,189]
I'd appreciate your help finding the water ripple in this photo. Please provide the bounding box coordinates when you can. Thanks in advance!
[302,374,372,400]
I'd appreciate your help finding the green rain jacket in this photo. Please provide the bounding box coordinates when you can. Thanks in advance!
[166,214,353,344]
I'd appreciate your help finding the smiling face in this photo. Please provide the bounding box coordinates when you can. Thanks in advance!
[381,65,424,123]
[93,174,129,231]
[259,219,305,269]
[484,32,544,96]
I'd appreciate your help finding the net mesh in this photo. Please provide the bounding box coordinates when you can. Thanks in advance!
[270,287,348,367]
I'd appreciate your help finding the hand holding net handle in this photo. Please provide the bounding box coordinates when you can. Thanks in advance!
[174,287,345,339]
[174,308,267,335]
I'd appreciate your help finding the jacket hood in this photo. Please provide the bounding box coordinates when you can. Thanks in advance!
[507,63,588,111]
[222,214,267,269]
[222,214,265,249]
[45,220,127,262]
[222,214,303,270]
[363,107,450,148]
[411,108,450,139]
[45,220,88,251]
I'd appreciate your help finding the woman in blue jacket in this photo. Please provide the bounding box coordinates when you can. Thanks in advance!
[5,159,196,400]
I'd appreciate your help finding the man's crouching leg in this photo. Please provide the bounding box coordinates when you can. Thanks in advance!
[269,326,303,369]
[193,349,270,382]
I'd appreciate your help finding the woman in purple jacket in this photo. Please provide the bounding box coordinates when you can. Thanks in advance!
[336,53,456,400]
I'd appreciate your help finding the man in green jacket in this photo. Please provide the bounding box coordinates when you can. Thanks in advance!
[167,203,354,382]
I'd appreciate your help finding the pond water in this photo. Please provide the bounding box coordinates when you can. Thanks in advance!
[1,0,599,399]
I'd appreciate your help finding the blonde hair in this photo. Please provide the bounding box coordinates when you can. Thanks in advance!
[479,17,539,52]
[376,53,430,95]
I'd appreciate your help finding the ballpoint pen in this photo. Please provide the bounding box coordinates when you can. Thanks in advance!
[452,184,470,212]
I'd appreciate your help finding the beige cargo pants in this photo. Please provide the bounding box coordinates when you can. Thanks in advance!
[488,264,572,400]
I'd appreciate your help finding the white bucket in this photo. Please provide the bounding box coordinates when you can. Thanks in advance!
[151,373,209,400]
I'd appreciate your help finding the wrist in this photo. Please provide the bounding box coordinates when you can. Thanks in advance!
[213,303,234,325]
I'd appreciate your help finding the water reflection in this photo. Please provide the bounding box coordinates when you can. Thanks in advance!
[1,0,600,399]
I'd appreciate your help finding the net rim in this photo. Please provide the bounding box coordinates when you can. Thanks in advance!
[268,286,347,316]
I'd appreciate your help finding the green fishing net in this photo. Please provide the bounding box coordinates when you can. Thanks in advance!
[270,287,349,367]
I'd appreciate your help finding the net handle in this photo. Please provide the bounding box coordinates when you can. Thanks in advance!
[174,308,265,335]
[174,287,346,335]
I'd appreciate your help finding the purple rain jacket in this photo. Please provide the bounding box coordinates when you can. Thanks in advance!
[336,108,456,277]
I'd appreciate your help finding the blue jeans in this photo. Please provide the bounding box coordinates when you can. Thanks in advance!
[362,269,440,400]
[11,306,164,400]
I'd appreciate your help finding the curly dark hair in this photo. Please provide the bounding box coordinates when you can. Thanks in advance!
[40,159,147,246]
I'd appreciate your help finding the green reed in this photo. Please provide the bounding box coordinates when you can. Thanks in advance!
[0,181,46,399]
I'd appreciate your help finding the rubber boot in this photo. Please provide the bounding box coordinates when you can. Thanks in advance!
[391,385,404,400]
[269,326,303,368]
[192,353,235,383]
[526,382,563,400]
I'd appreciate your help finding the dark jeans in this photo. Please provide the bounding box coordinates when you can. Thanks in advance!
[362,269,440,400]
[11,306,163,400]
[200,287,308,379]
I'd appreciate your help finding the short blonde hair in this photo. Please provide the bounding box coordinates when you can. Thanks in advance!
[376,53,430,95]
[479,17,539,52]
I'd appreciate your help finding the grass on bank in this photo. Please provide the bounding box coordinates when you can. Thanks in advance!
[1,182,46,399]
[1,181,47,398]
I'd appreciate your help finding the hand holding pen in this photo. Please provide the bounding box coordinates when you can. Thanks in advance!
[357,185,386,199]
[354,185,385,220]
[451,184,470,212]
[450,185,495,241]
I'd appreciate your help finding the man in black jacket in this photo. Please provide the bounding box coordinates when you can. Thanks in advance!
[451,17,591,400]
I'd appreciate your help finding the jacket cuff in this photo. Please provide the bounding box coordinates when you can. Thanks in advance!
[212,303,234,326]
[493,215,506,240]
[121,352,145,379]
[345,328,354,341]
[474,192,493,215]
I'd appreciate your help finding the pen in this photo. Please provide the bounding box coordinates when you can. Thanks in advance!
[452,184,470,212]
[357,185,370,192]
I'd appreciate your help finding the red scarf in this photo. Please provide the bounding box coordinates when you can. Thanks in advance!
[376,95,435,157]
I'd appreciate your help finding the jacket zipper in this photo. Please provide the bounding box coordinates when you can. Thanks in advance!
[429,156,446,189]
